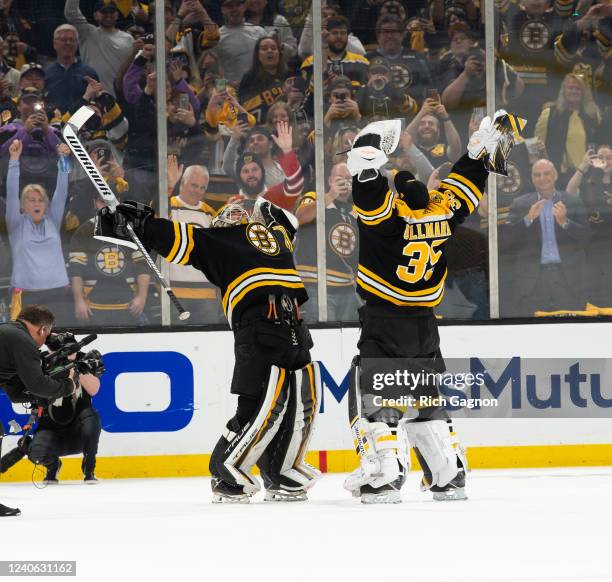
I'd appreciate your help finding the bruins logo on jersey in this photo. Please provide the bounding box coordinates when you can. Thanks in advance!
[389,63,413,90]
[498,160,522,195]
[329,222,357,257]
[246,223,280,256]
[520,20,550,51]
[96,246,126,276]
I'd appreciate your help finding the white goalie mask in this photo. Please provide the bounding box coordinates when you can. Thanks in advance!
[211,203,251,228]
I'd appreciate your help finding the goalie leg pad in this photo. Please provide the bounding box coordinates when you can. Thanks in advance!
[402,419,469,493]
[210,366,290,496]
[344,356,410,496]
[258,362,322,496]
[344,418,409,496]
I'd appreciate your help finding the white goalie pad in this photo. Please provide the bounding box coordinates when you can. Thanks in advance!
[402,419,464,489]
[223,366,290,495]
[274,362,323,491]
[343,418,410,493]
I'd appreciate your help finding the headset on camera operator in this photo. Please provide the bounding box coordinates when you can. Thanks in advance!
[0,304,105,492]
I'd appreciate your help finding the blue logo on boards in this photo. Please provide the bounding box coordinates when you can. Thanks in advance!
[0,351,194,434]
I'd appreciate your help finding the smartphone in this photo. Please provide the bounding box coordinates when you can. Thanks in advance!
[177,93,190,110]
[426,89,440,102]
[215,78,227,91]
[94,146,111,164]
[237,112,248,125]
[468,47,484,63]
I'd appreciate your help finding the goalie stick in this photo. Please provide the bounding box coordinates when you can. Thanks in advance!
[62,106,190,320]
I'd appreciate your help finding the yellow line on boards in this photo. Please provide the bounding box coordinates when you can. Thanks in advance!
[2,444,612,482]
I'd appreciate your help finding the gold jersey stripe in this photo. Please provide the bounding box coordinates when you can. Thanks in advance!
[447,172,482,201]
[228,279,305,316]
[222,267,301,311]
[353,190,393,217]
[165,221,182,263]
[178,224,195,265]
[357,277,445,307]
[358,264,445,297]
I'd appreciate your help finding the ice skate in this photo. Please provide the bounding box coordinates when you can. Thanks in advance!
[359,483,402,504]
[0,503,20,517]
[211,478,251,504]
[264,487,308,502]
[428,468,468,501]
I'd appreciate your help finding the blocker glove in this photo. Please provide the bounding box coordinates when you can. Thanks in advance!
[94,201,155,249]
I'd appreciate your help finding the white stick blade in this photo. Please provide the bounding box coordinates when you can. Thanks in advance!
[65,106,96,132]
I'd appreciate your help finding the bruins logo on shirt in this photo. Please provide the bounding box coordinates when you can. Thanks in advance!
[389,63,413,90]
[329,222,357,257]
[246,223,279,256]
[96,246,126,276]
[520,20,550,51]
[498,160,522,195]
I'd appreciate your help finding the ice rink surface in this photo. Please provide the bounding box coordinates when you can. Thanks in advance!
[1,468,611,582]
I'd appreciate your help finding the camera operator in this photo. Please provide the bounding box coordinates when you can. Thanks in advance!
[27,351,102,485]
[0,305,77,517]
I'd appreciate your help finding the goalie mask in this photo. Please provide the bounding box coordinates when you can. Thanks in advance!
[211,198,298,240]
[211,203,251,228]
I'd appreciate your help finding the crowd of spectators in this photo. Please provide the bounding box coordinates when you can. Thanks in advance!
[0,0,609,327]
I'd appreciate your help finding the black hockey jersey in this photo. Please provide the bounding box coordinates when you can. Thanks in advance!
[353,154,487,308]
[142,217,307,326]
[498,0,569,92]
[69,219,148,308]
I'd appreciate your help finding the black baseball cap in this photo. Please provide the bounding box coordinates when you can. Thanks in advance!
[369,59,390,74]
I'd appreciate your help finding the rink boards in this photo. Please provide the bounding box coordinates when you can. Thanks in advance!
[2,322,612,481]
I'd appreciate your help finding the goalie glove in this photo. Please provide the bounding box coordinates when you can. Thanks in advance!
[94,201,155,250]
[468,109,526,176]
[345,119,402,182]
[252,197,299,241]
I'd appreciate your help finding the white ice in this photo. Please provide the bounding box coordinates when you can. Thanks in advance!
[1,468,611,582]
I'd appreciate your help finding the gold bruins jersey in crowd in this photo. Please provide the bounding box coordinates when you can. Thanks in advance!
[353,154,488,308]
[143,217,307,326]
